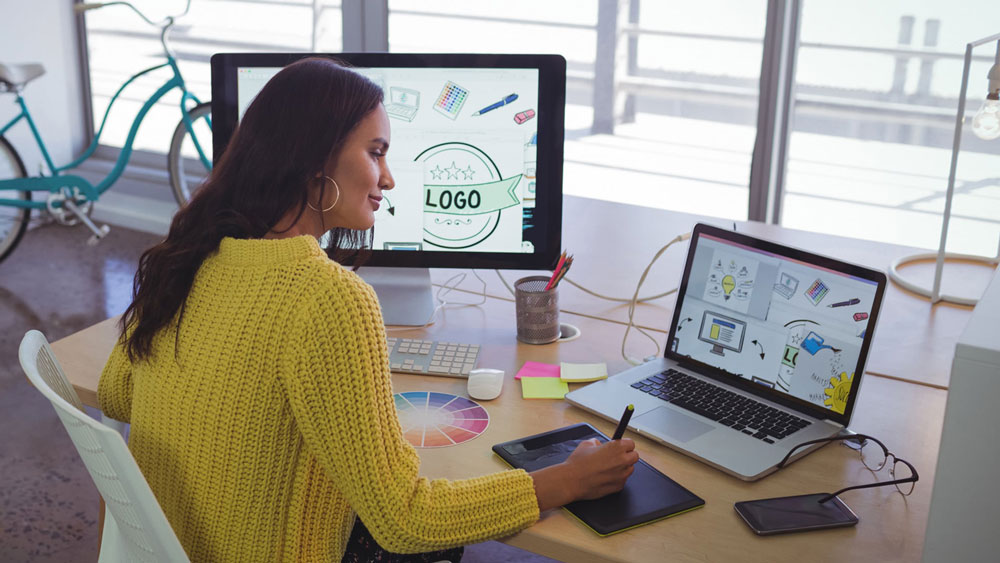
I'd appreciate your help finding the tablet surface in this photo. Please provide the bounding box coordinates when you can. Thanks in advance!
[493,423,705,535]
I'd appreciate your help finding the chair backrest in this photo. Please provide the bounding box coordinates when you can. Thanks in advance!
[18,330,190,563]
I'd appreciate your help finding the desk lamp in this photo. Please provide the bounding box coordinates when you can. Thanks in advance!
[889,34,1000,306]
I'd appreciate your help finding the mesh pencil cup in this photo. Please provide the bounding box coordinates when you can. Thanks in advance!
[514,275,560,344]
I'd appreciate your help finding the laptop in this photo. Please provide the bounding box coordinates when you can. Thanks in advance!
[773,271,799,300]
[385,86,420,122]
[565,223,887,481]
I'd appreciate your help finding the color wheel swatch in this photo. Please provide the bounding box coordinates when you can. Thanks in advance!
[394,391,489,448]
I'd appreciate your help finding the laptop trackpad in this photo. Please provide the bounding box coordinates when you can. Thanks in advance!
[632,407,715,443]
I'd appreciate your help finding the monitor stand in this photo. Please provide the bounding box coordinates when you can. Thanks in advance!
[710,344,725,356]
[357,267,435,326]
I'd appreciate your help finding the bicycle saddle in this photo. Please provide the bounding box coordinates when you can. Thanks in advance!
[0,63,46,89]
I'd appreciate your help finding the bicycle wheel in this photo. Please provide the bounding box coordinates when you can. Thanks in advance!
[168,101,213,206]
[0,135,30,264]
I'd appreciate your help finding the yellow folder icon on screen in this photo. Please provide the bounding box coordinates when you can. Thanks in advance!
[710,324,720,339]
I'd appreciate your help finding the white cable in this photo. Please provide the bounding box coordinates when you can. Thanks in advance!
[492,266,666,352]
[494,232,692,365]
[495,268,517,296]
[493,269,673,303]
[436,270,488,309]
[561,276,676,303]
[621,232,691,365]
[384,270,488,332]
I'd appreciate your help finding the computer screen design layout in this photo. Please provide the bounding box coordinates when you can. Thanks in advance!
[671,232,882,416]
[212,53,565,271]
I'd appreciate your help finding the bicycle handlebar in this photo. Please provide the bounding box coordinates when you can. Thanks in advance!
[74,3,107,13]
[73,0,192,27]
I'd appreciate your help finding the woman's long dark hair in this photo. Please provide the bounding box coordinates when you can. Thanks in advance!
[121,57,383,361]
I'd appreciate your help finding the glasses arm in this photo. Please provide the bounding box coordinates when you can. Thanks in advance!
[777,433,877,469]
[818,480,900,503]
[818,460,920,504]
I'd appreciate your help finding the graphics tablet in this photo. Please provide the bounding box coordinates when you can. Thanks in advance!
[493,423,705,535]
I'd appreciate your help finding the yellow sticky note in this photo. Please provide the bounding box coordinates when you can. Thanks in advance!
[559,362,608,383]
[521,377,569,399]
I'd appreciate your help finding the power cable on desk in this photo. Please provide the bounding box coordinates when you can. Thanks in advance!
[561,276,677,303]
[620,232,691,365]
[384,270,488,332]
[493,269,675,304]
[494,231,692,365]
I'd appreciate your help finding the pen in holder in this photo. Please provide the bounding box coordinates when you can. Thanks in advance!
[514,275,560,344]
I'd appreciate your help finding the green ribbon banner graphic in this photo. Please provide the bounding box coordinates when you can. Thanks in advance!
[424,174,522,216]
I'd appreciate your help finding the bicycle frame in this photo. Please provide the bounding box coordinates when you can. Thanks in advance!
[0,51,212,210]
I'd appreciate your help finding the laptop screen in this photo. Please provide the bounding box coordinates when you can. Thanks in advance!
[668,225,885,424]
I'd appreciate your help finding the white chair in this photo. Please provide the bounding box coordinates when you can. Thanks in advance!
[18,330,189,562]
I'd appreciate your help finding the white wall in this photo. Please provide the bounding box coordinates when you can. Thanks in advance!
[0,1,87,174]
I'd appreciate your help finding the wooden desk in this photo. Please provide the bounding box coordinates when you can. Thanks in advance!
[428,198,987,389]
[51,296,944,563]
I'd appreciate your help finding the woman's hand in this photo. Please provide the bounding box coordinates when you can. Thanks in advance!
[530,438,640,512]
[563,438,639,500]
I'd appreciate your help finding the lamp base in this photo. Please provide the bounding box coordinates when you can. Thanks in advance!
[889,252,1000,306]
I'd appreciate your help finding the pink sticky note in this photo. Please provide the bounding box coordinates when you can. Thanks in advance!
[514,361,561,380]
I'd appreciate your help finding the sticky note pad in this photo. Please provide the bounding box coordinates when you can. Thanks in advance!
[514,361,560,380]
[521,377,569,399]
[559,362,608,383]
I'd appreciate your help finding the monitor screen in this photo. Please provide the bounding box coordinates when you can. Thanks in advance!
[211,53,565,270]
[668,225,886,424]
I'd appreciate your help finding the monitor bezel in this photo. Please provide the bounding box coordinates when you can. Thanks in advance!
[666,223,888,427]
[210,52,565,270]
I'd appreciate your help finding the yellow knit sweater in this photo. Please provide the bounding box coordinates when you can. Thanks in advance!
[98,235,539,561]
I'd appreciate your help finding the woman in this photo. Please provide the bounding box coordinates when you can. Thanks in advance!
[98,57,638,562]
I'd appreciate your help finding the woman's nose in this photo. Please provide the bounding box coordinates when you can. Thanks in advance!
[381,165,395,191]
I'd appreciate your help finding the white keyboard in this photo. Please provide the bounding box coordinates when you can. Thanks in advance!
[387,337,481,378]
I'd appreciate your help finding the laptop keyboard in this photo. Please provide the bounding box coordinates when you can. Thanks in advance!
[631,369,812,444]
[387,104,417,120]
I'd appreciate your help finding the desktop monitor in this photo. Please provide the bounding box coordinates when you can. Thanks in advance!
[211,53,566,324]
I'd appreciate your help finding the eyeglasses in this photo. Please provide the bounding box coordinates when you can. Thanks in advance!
[777,434,919,504]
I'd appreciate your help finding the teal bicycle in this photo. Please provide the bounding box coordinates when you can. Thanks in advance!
[0,0,212,264]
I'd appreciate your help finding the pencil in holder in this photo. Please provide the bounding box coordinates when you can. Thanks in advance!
[514,275,560,344]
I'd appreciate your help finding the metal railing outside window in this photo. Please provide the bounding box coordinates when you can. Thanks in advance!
[79,0,1000,254]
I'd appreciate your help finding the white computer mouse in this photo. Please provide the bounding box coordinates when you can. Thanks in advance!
[467,368,504,401]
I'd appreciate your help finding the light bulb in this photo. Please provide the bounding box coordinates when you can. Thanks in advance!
[722,275,735,299]
[971,95,1000,140]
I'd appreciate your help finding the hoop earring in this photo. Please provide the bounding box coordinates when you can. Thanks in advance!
[307,176,340,213]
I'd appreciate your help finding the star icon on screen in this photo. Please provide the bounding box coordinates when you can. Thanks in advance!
[444,162,461,180]
[430,165,444,180]
[461,165,475,180]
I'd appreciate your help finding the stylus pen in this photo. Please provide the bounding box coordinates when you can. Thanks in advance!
[612,404,635,441]
[828,298,861,308]
[472,93,518,116]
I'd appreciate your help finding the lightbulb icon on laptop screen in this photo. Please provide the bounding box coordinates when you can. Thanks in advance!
[722,275,736,300]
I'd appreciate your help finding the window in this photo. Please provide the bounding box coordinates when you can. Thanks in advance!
[388,0,768,221]
[83,0,342,153]
[783,0,1000,255]
[79,0,1000,255]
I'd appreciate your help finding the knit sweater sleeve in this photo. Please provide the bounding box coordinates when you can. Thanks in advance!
[98,339,134,423]
[279,268,539,554]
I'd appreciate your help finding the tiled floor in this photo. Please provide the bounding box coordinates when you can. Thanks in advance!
[0,222,558,562]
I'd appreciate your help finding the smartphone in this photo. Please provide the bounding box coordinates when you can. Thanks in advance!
[734,493,859,536]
